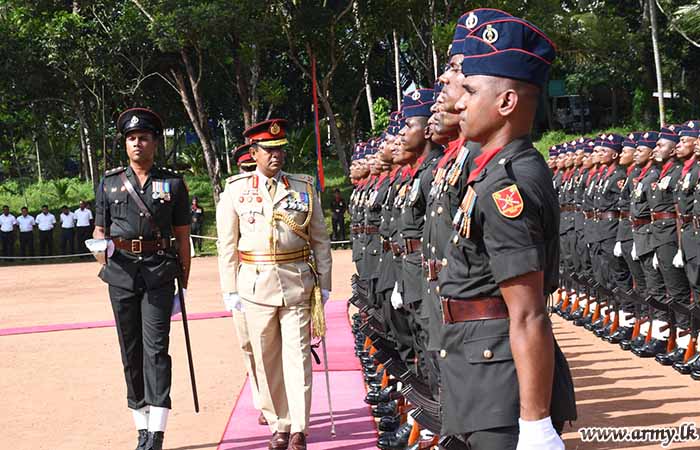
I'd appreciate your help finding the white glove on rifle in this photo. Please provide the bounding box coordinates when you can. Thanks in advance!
[172,288,186,316]
[516,417,565,450]
[673,249,684,268]
[390,282,404,310]
[653,252,659,271]
[613,241,622,258]
[223,292,243,312]
[631,243,638,261]
[321,289,331,305]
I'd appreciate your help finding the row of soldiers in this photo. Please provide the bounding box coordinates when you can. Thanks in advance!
[550,122,700,378]
[347,8,576,450]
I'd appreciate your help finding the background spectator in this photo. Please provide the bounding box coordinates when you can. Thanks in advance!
[74,200,93,255]
[60,205,75,254]
[330,188,347,242]
[17,206,36,257]
[1,205,17,257]
[36,205,57,256]
[190,196,204,254]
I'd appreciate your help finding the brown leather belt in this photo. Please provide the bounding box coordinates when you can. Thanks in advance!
[351,225,363,234]
[382,240,391,252]
[424,258,444,281]
[583,210,595,220]
[365,225,379,234]
[631,216,651,228]
[597,211,620,220]
[560,205,575,212]
[619,211,630,219]
[404,238,421,254]
[679,214,693,225]
[113,238,173,255]
[239,246,311,265]
[651,212,676,222]
[390,242,404,257]
[441,297,509,323]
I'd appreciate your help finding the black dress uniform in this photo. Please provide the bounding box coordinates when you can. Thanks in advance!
[96,164,189,409]
[367,172,391,309]
[438,138,576,439]
[573,162,590,274]
[616,150,647,297]
[362,174,382,283]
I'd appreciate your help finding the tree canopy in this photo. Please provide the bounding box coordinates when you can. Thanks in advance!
[1,0,698,201]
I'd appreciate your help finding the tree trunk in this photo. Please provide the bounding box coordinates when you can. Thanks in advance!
[393,30,402,108]
[364,62,375,130]
[648,0,665,126]
[172,49,223,203]
[317,86,349,175]
[34,134,42,182]
[222,120,231,174]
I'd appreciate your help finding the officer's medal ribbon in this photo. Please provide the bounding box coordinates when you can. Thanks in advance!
[163,181,171,201]
[152,180,161,199]
[457,186,477,237]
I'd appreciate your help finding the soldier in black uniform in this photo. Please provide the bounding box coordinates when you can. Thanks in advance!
[190,197,204,253]
[643,126,691,359]
[628,131,664,353]
[438,14,576,449]
[395,88,443,380]
[350,145,371,276]
[93,108,191,450]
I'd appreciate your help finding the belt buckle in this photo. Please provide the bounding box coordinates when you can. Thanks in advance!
[131,240,142,254]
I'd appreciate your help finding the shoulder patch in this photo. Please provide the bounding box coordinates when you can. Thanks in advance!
[226,172,253,184]
[491,184,524,218]
[104,167,126,177]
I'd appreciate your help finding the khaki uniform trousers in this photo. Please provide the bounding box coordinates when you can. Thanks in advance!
[244,300,312,434]
[231,310,261,409]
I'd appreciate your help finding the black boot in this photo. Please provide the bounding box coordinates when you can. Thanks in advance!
[674,352,700,374]
[605,326,632,344]
[146,431,164,450]
[135,429,149,450]
[655,347,686,366]
[377,422,412,449]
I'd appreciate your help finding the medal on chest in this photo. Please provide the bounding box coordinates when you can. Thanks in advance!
[446,146,471,187]
[408,178,421,204]
[453,186,478,238]
[683,173,691,191]
[152,180,171,202]
[658,175,671,190]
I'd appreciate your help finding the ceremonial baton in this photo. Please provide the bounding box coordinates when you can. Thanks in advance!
[177,277,200,413]
[321,336,336,437]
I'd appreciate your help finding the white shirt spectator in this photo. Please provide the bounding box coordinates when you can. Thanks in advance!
[36,212,57,231]
[17,215,36,232]
[74,208,93,227]
[60,212,76,229]
[0,213,17,232]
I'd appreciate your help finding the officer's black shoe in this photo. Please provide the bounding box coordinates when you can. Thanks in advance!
[146,431,164,450]
[674,353,700,374]
[365,384,396,405]
[377,415,401,432]
[570,307,584,321]
[594,323,611,338]
[372,400,397,417]
[377,423,412,450]
[656,347,686,366]
[586,317,605,332]
[573,315,592,327]
[605,326,632,344]
[620,335,645,351]
[135,429,149,450]
[360,355,374,366]
[632,339,667,358]
[691,369,700,381]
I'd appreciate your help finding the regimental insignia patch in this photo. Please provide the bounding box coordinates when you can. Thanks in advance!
[492,184,524,218]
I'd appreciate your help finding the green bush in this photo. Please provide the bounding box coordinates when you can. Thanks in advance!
[0,178,95,214]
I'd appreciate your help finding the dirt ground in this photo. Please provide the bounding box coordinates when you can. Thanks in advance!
[1,249,699,449]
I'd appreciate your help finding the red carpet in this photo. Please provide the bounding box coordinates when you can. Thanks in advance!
[218,300,377,450]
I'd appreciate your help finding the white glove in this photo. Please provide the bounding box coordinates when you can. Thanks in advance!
[516,417,565,450]
[613,241,622,257]
[390,282,404,310]
[673,249,684,268]
[631,243,638,261]
[172,288,186,316]
[223,292,243,312]
[322,289,331,305]
[653,253,659,270]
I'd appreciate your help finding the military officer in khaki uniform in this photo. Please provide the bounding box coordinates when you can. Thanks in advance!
[216,119,332,450]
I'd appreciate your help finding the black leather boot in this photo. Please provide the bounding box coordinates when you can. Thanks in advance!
[146,431,164,450]
[135,429,149,450]
[673,352,700,374]
[655,347,685,366]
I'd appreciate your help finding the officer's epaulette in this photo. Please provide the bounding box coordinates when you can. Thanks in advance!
[104,167,126,177]
[286,173,314,185]
[226,172,253,184]
[154,166,183,178]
